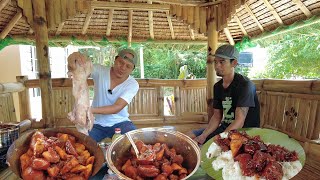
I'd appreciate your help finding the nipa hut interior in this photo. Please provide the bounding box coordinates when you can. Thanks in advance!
[0,0,320,179]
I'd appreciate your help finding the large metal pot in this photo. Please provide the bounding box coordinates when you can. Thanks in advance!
[106,127,201,180]
[6,127,105,178]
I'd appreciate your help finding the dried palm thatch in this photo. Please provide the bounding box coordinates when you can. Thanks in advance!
[0,0,320,46]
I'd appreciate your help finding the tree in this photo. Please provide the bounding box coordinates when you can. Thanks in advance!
[254,35,320,79]
[131,43,207,79]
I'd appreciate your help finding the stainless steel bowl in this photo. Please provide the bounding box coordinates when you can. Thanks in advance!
[6,128,105,178]
[106,127,201,180]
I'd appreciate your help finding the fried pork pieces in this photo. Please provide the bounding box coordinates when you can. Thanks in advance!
[119,140,189,180]
[20,131,94,180]
[213,130,299,180]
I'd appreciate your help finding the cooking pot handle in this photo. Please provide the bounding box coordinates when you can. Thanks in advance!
[16,119,32,133]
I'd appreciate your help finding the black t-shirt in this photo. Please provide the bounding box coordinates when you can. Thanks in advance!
[212,73,260,128]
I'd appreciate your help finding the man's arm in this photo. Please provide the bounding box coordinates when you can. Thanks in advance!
[91,98,128,114]
[194,108,223,144]
[225,107,249,132]
[202,108,223,137]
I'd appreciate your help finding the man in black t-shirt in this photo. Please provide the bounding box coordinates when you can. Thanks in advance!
[188,44,260,145]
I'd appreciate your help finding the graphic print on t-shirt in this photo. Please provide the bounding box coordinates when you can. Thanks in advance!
[222,97,234,123]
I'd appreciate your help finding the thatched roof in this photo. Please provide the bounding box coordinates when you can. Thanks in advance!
[0,0,320,46]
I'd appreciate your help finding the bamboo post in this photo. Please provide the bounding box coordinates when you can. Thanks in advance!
[187,7,194,27]
[16,76,31,121]
[207,20,218,120]
[194,6,200,32]
[174,86,181,117]
[176,5,182,20]
[199,7,207,34]
[157,86,164,118]
[182,6,188,21]
[32,0,55,127]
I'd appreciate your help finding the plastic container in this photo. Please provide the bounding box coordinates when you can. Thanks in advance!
[111,128,121,142]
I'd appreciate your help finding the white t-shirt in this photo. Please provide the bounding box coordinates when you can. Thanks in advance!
[90,64,139,127]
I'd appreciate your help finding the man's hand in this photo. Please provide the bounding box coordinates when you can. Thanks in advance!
[194,134,207,145]
[67,52,88,67]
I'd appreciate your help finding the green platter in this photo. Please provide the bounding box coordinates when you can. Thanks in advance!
[200,128,306,180]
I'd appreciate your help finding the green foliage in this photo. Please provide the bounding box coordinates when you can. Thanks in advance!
[76,43,208,79]
[131,43,207,79]
[79,45,116,66]
[0,37,33,50]
[235,36,257,52]
[257,35,320,79]
[235,66,250,77]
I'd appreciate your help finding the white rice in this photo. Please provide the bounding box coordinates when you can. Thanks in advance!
[281,160,302,179]
[208,147,302,180]
[206,142,222,159]
[220,132,229,139]
[222,161,258,180]
[211,151,234,171]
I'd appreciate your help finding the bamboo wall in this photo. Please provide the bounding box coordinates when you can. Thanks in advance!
[253,79,320,143]
[0,93,16,123]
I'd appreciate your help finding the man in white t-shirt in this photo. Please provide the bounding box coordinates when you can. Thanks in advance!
[69,49,139,142]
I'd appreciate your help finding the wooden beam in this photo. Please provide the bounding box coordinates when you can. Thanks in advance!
[82,0,96,35]
[60,0,67,21]
[187,6,194,26]
[152,0,199,6]
[91,1,170,11]
[199,7,206,34]
[16,76,31,121]
[148,0,154,39]
[234,15,248,36]
[0,0,10,12]
[82,8,94,34]
[223,27,234,45]
[12,35,209,44]
[128,1,133,47]
[207,20,218,120]
[53,0,61,25]
[244,3,264,32]
[253,15,320,42]
[55,22,65,36]
[0,82,25,93]
[199,0,224,7]
[176,5,182,20]
[166,11,175,39]
[19,0,34,26]
[262,0,283,25]
[292,0,312,18]
[46,0,55,29]
[31,0,54,127]
[194,6,200,32]
[0,11,22,39]
[106,0,115,36]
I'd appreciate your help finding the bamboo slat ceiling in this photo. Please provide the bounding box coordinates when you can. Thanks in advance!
[0,0,320,46]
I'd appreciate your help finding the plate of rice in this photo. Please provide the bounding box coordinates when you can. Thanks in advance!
[200,128,305,180]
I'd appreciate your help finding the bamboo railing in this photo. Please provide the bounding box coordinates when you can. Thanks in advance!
[1,77,319,143]
[14,77,209,130]
[2,77,320,140]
